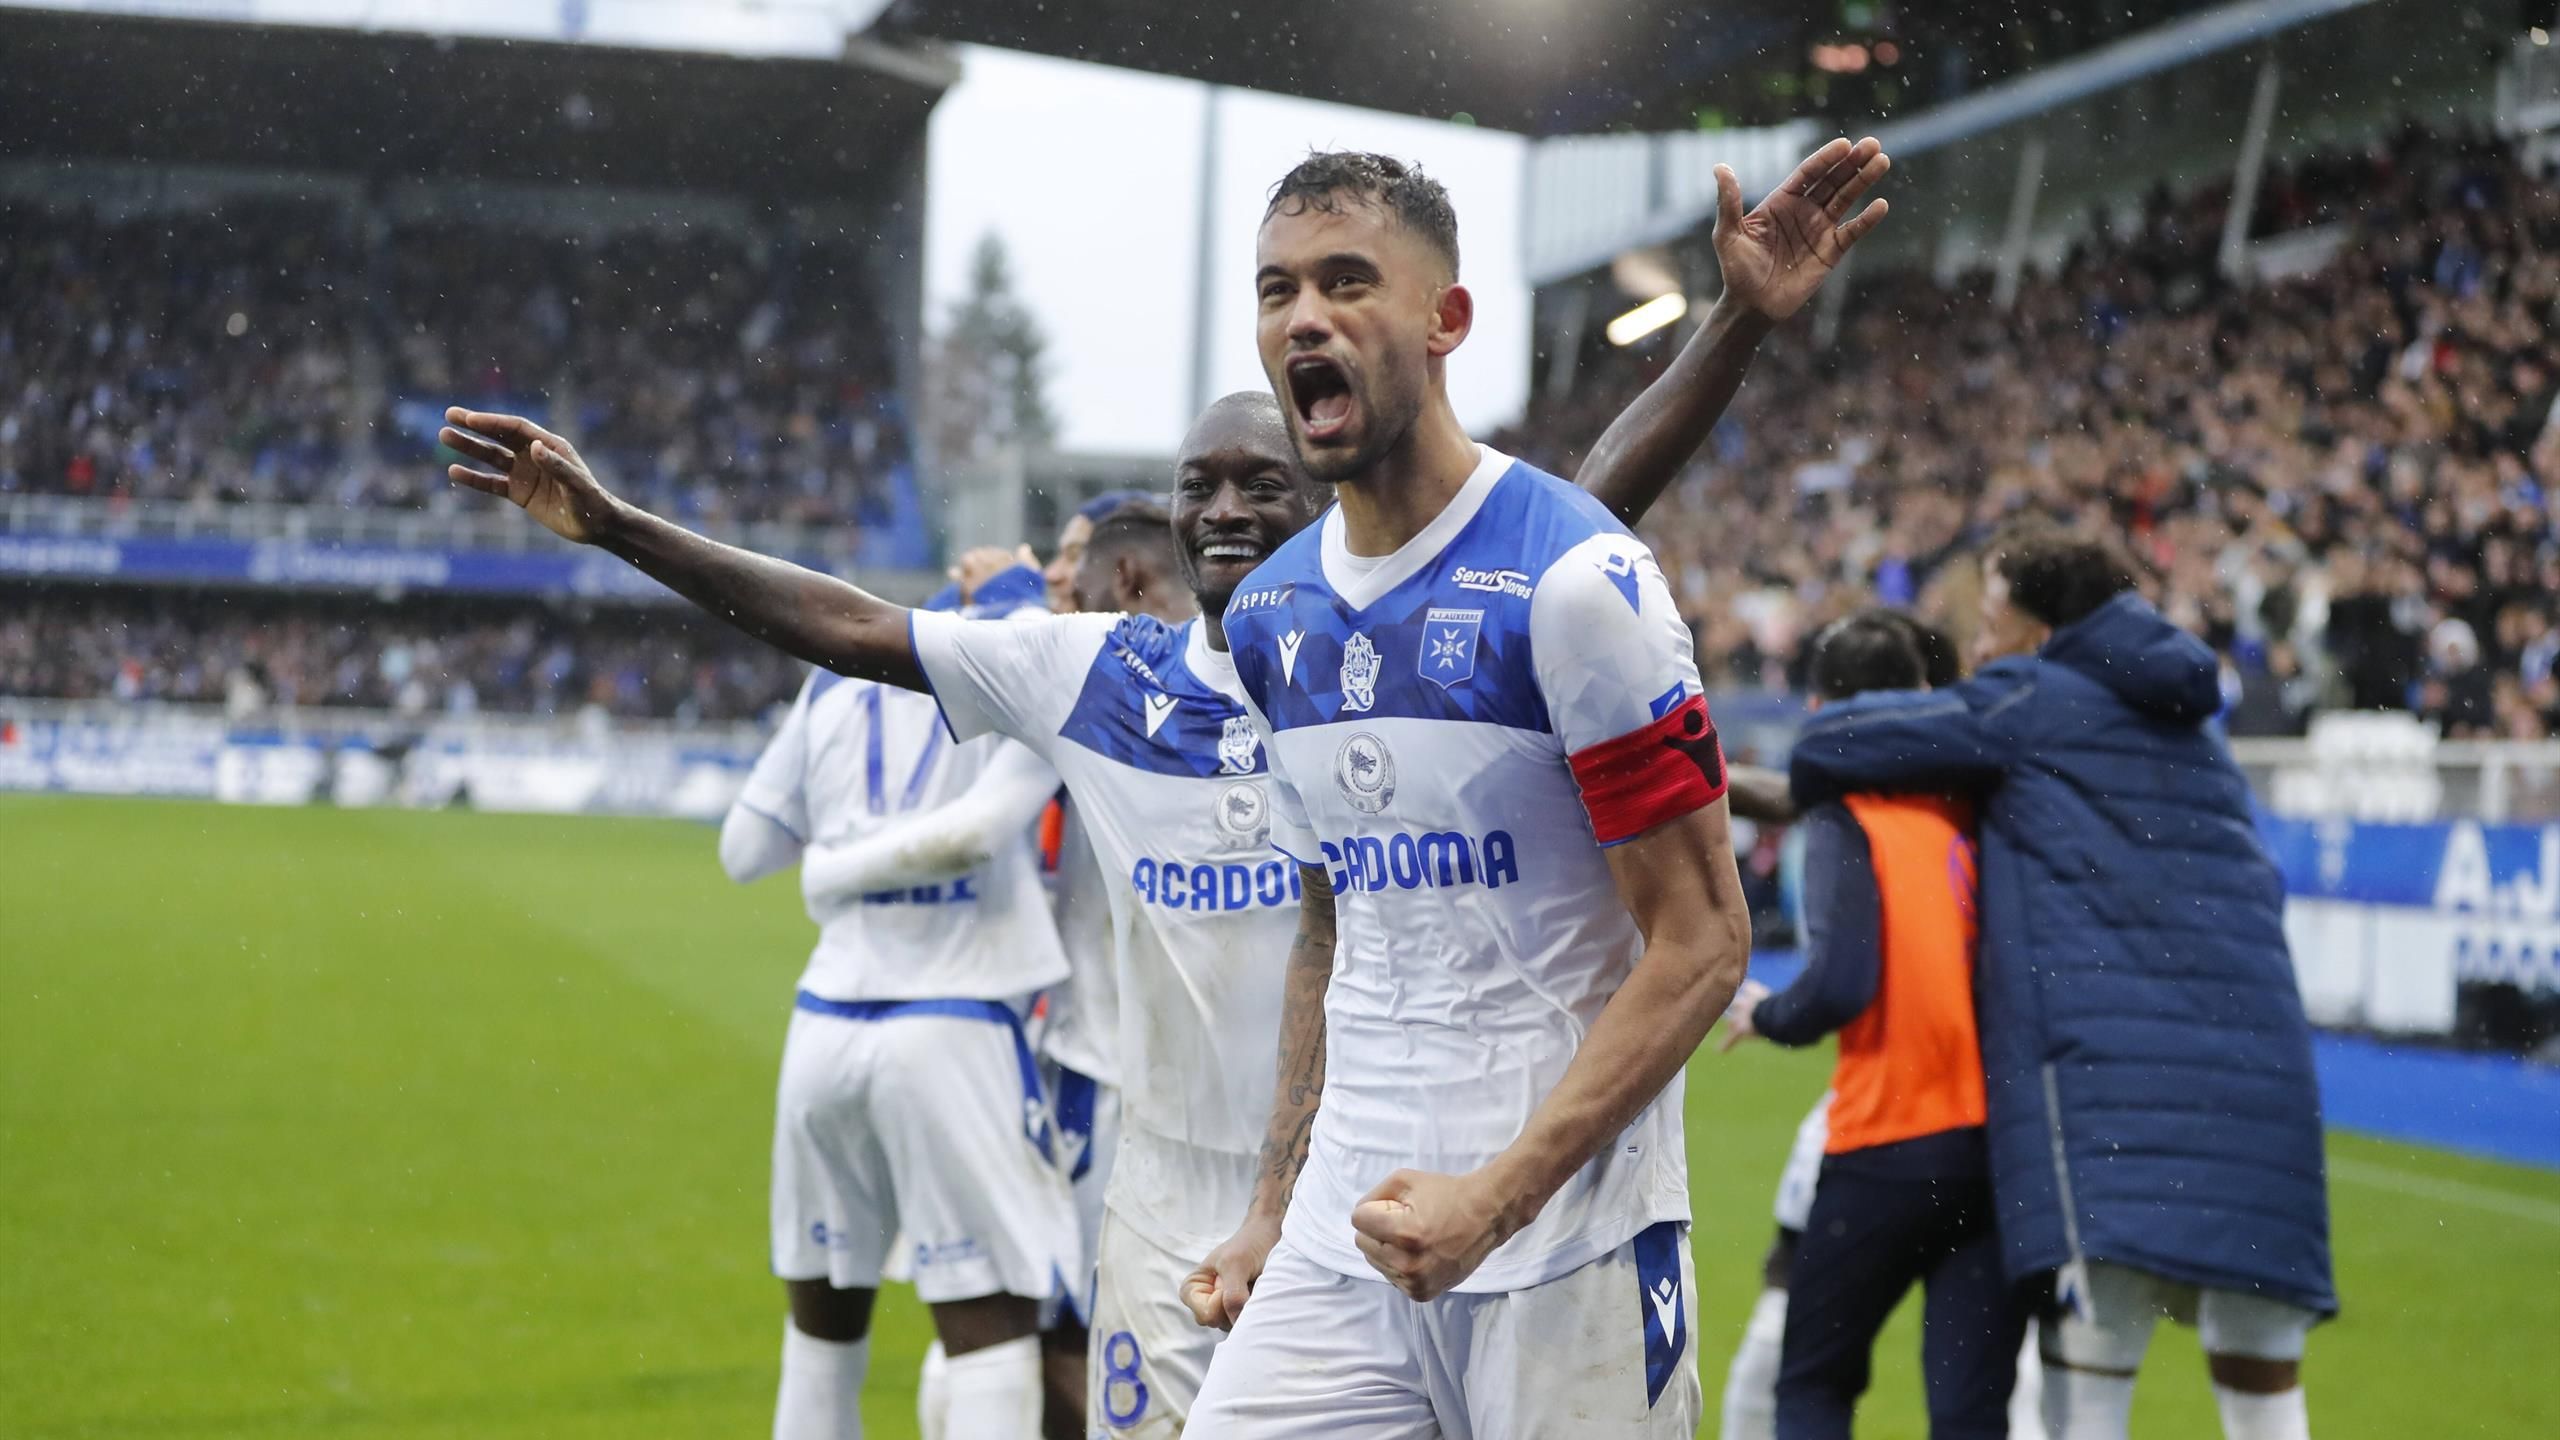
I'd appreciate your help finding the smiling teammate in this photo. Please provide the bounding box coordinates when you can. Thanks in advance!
[1186,144,1883,1437]
[433,134,1888,1437]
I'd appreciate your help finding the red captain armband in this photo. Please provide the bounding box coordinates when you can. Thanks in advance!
[1567,692,1729,846]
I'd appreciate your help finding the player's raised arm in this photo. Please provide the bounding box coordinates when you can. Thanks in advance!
[1579,136,1891,527]
[1182,860,1334,1331]
[441,408,927,690]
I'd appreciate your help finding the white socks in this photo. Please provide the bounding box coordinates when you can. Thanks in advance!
[2009,1330,2050,1440]
[2040,1366,2136,1440]
[775,1323,869,1440]
[2214,1384,2311,1440]
[1718,1286,1788,1440]
[941,1333,1043,1440]
[918,1340,951,1440]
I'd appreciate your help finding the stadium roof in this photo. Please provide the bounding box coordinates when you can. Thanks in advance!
[875,0,2234,136]
[0,8,950,199]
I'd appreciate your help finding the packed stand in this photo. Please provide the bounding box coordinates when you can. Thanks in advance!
[0,200,911,529]
[1501,125,2560,740]
[0,589,803,724]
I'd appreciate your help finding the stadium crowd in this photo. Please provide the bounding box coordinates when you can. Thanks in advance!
[0,199,911,529]
[9,127,2558,740]
[1502,124,2560,739]
[0,589,799,723]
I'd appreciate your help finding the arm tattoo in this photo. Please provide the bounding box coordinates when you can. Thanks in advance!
[1250,863,1335,1217]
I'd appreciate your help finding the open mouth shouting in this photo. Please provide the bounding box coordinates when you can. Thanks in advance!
[1285,353,1357,445]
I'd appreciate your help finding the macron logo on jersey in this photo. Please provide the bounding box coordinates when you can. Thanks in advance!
[1143,692,1179,738]
[1277,629,1305,686]
[1648,1274,1681,1341]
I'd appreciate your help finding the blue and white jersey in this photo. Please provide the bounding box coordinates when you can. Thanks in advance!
[1038,799,1120,1087]
[911,608,1303,1257]
[735,662,1070,1005]
[1222,444,1726,1293]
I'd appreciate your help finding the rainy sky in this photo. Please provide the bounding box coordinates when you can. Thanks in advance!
[924,44,1533,457]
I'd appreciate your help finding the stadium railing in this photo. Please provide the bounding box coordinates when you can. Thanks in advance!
[2233,735,2560,825]
[0,698,764,819]
[2501,30,2560,137]
[0,495,863,567]
[0,495,941,602]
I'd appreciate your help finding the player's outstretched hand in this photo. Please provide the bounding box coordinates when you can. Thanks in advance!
[1714,136,1891,322]
[1350,1168,1514,1303]
[441,407,622,545]
[1717,978,1772,1054]
[1182,1215,1280,1331]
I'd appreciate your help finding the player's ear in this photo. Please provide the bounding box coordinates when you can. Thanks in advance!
[1426,282,1472,358]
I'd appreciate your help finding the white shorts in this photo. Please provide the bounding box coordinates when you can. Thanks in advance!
[2044,1261,2317,1371]
[1051,1062,1121,1326]
[1772,1092,1832,1233]
[770,996,1078,1306]
[1188,1222,1702,1440]
[1088,1211,1221,1438]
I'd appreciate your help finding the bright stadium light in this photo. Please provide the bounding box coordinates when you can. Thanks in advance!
[1606,292,1688,347]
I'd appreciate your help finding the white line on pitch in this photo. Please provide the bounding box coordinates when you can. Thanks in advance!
[2328,1156,2560,1227]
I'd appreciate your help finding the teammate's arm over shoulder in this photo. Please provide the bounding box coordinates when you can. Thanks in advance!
[1786,671,2017,807]
[798,741,1062,902]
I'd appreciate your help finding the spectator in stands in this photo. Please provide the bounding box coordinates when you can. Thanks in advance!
[0,204,911,529]
[0,590,800,724]
[1497,124,2558,737]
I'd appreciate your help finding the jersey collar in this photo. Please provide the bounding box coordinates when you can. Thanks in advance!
[1318,442,1512,612]
[1184,615,1248,704]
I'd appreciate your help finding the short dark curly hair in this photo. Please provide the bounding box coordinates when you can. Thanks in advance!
[1265,151,1460,276]
[1810,611,1929,701]
[1986,521,2138,630]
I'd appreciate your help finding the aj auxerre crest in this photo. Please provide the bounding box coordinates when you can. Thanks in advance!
[1217,713,1261,776]
[1333,731,1396,814]
[1420,606,1482,689]
[1339,631,1380,713]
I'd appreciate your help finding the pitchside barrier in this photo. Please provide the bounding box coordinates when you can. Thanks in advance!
[2236,715,2560,1055]
[0,700,762,820]
[10,698,2557,1054]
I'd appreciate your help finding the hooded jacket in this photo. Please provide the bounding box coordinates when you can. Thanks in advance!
[1788,593,2336,1314]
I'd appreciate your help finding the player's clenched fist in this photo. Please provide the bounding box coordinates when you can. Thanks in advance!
[1182,1215,1280,1330]
[1350,1168,1521,1302]
[441,407,623,546]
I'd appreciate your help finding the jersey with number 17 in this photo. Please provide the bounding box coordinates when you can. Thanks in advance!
[1222,445,1731,1293]
[734,666,1070,1004]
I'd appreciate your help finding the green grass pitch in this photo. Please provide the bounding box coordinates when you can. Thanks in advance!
[4,795,2557,1437]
